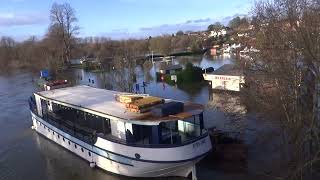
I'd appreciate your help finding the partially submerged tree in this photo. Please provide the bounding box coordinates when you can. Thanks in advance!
[111,41,139,92]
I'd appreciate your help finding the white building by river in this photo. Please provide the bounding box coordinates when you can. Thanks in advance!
[203,64,245,92]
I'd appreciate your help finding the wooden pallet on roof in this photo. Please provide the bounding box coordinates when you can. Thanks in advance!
[127,106,152,113]
[115,94,144,104]
[126,96,164,110]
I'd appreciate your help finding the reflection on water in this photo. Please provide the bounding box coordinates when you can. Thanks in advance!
[176,54,234,70]
[67,55,236,104]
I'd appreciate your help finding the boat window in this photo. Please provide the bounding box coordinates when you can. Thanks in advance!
[159,121,181,144]
[40,101,113,144]
[159,114,204,145]
[127,124,153,145]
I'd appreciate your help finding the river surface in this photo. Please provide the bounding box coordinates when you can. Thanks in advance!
[0,55,278,180]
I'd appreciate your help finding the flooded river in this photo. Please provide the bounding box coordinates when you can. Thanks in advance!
[0,55,278,180]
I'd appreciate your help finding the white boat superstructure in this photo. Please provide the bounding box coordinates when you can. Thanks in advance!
[29,85,212,178]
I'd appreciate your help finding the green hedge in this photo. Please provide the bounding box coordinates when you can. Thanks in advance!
[156,63,204,84]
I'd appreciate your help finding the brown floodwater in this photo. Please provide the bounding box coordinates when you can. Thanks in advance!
[0,55,280,180]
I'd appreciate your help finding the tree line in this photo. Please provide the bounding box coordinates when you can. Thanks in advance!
[0,2,251,73]
[0,2,204,73]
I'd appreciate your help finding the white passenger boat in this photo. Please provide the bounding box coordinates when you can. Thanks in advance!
[28,85,212,178]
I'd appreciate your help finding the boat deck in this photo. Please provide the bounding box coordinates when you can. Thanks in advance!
[36,85,204,124]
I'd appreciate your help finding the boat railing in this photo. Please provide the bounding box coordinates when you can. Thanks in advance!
[97,131,209,149]
[39,111,97,144]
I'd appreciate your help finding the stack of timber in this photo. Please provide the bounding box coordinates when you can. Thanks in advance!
[126,97,164,113]
[115,94,144,104]
[115,94,164,113]
[126,96,163,113]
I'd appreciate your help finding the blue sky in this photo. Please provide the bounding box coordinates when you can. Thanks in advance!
[0,0,252,40]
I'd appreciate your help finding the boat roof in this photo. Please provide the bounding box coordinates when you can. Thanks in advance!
[209,64,243,76]
[35,85,204,125]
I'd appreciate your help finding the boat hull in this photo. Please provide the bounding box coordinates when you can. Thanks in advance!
[31,112,212,178]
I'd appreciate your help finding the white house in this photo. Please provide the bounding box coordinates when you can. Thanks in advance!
[208,29,227,38]
[237,32,249,37]
[203,64,245,92]
[231,43,241,49]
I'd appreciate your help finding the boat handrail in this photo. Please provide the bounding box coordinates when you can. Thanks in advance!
[97,132,209,149]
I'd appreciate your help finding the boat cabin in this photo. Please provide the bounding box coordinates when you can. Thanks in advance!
[31,85,206,147]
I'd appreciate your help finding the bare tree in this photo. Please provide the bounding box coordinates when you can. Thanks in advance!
[50,2,79,65]
[243,0,320,179]
[0,36,17,70]
[111,41,139,92]
[149,35,172,55]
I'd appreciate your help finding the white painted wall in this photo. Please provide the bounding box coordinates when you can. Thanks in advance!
[203,74,245,91]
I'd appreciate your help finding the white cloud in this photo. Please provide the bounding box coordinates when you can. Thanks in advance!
[0,12,48,27]
[100,14,247,40]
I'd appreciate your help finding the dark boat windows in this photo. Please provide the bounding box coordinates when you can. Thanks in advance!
[125,114,205,146]
[159,114,204,145]
[39,99,112,144]
[126,125,154,145]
